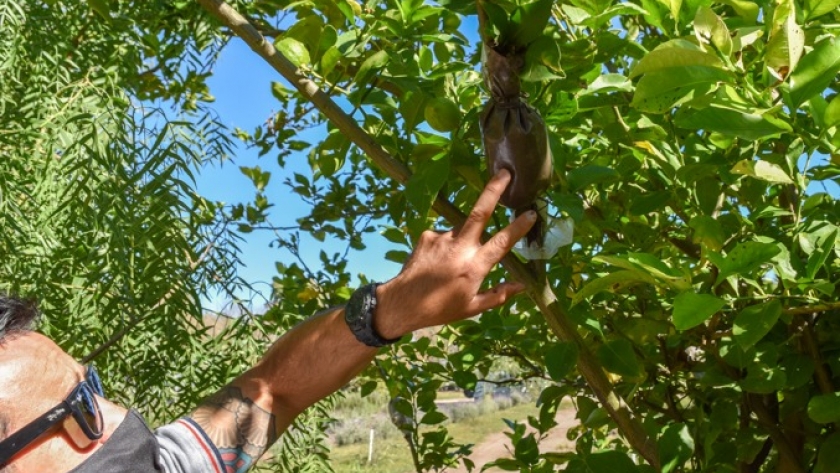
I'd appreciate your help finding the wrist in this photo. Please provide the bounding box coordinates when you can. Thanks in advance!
[373,279,412,340]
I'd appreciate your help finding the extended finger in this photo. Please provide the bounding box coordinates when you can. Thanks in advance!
[478,210,537,268]
[467,281,526,315]
[457,170,511,242]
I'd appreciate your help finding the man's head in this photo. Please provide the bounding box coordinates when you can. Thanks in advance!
[0,294,127,472]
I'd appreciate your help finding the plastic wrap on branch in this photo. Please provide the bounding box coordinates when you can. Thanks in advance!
[514,211,573,260]
[479,44,554,254]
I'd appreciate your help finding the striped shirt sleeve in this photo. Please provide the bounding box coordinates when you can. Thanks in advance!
[154,418,226,473]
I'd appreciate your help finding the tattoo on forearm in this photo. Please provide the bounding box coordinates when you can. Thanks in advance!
[190,386,277,472]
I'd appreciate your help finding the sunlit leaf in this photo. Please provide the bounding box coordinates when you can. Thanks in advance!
[275,37,311,67]
[715,241,782,285]
[675,107,792,140]
[786,36,840,109]
[659,424,694,473]
[672,292,726,330]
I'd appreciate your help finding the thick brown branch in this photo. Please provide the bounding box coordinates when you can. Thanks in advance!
[196,0,659,467]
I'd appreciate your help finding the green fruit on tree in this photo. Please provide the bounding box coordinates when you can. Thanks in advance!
[424,98,461,132]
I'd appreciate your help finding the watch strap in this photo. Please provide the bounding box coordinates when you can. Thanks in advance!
[345,283,401,347]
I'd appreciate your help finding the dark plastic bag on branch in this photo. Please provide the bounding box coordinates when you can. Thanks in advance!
[480,45,552,213]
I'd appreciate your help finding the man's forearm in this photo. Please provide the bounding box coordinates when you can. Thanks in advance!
[234,306,377,432]
[189,306,377,471]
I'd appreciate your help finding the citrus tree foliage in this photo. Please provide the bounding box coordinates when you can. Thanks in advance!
[217,0,840,470]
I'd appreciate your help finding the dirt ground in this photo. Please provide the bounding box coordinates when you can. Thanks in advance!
[447,405,578,473]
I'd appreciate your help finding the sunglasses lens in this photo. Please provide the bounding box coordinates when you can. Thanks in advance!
[79,386,103,436]
[64,383,104,449]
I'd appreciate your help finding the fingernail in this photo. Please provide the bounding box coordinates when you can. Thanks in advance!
[526,211,537,221]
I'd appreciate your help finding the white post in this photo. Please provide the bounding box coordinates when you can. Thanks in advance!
[367,428,375,463]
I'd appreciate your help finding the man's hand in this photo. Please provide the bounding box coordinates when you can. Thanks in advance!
[375,169,536,338]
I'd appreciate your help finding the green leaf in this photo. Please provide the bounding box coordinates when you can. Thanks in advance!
[354,50,390,86]
[582,74,633,95]
[720,0,759,22]
[87,0,111,19]
[633,66,729,113]
[595,253,690,290]
[765,1,804,75]
[824,94,840,128]
[275,37,311,67]
[567,165,620,191]
[526,36,563,73]
[690,215,726,251]
[514,433,540,465]
[806,228,837,279]
[807,0,840,19]
[731,159,795,184]
[741,363,787,393]
[672,292,726,330]
[572,270,650,305]
[284,15,324,56]
[781,354,816,389]
[733,300,782,349]
[809,393,840,424]
[510,0,554,46]
[694,6,732,56]
[320,47,342,76]
[658,424,694,473]
[360,380,378,397]
[656,0,682,27]
[566,450,639,473]
[239,166,271,192]
[786,37,840,109]
[482,2,515,44]
[545,342,579,381]
[715,241,782,285]
[816,433,840,473]
[675,107,792,140]
[629,41,722,78]
[597,339,643,378]
[404,148,450,217]
[582,3,649,29]
[421,411,448,424]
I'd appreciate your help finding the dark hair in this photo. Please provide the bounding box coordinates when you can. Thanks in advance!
[0,294,39,344]
[0,295,38,456]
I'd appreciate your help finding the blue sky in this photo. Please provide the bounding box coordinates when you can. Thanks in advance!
[198,39,402,310]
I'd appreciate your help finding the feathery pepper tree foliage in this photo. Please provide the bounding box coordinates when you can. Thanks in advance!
[206,0,840,471]
[0,1,337,470]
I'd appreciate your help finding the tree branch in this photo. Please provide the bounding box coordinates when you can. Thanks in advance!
[785,302,840,316]
[196,1,659,467]
[746,393,806,473]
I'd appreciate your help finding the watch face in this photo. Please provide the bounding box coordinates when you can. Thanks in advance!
[344,283,395,348]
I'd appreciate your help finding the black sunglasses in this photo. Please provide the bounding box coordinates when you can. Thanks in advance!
[0,365,105,467]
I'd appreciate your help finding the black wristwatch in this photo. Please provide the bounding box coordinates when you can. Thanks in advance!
[345,283,401,347]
